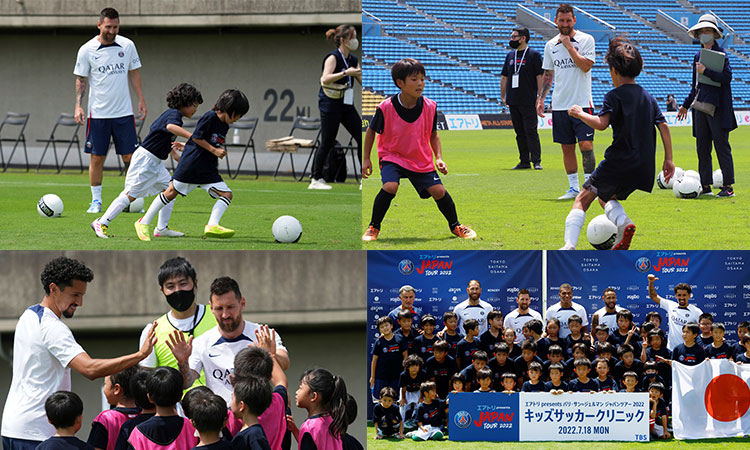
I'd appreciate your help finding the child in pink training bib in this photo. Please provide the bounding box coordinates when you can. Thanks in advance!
[361,58,476,242]
[287,368,348,450]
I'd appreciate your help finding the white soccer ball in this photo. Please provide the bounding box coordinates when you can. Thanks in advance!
[37,194,64,218]
[123,197,145,213]
[658,167,683,189]
[587,214,617,250]
[272,215,302,243]
[713,169,723,188]
[673,166,684,181]
[673,176,701,199]
[683,169,700,181]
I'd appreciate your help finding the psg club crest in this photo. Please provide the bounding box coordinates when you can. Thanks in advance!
[118,51,124,57]
[635,257,651,273]
[398,259,415,275]
[454,410,471,429]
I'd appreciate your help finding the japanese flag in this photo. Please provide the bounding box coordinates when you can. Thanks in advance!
[672,359,750,439]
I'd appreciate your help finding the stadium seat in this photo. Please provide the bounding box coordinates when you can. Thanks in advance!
[35,113,82,174]
[224,117,259,179]
[271,115,321,181]
[0,112,30,172]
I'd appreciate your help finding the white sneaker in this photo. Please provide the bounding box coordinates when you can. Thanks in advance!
[308,178,332,190]
[557,188,580,200]
[87,200,102,213]
[90,219,109,239]
[154,227,185,237]
[559,244,576,250]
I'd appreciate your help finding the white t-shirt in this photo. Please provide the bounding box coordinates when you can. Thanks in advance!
[503,309,543,343]
[453,299,494,336]
[660,299,703,351]
[592,305,625,333]
[189,320,286,404]
[74,34,142,118]
[546,301,589,339]
[542,31,595,111]
[1,304,86,441]
[138,304,210,368]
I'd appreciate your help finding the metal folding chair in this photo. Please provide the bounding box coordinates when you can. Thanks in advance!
[272,116,321,180]
[225,117,259,179]
[35,113,83,173]
[0,112,30,172]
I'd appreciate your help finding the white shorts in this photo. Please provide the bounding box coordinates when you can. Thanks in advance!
[124,146,172,198]
[172,179,231,198]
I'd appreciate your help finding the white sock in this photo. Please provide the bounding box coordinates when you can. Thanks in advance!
[604,200,629,228]
[567,173,580,191]
[142,193,170,225]
[156,200,175,230]
[91,185,102,203]
[564,208,586,248]
[584,173,591,182]
[208,197,231,226]
[100,193,131,226]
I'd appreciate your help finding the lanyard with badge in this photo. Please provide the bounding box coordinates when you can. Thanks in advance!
[339,49,354,105]
[512,47,528,89]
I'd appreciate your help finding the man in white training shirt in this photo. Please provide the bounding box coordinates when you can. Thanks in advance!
[536,3,596,200]
[503,288,543,343]
[74,7,147,214]
[591,287,624,331]
[546,283,589,339]
[453,280,493,336]
[165,276,289,403]
[647,274,703,351]
[1,257,155,450]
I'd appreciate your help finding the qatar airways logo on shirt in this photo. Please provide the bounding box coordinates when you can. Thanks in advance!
[97,62,126,75]
[553,57,577,70]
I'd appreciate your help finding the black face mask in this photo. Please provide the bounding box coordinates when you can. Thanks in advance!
[509,40,521,49]
[165,289,195,312]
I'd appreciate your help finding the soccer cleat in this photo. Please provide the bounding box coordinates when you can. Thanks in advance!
[308,178,333,190]
[87,199,102,214]
[154,227,185,237]
[134,218,151,242]
[90,219,109,239]
[204,224,235,238]
[534,163,543,170]
[362,226,379,241]
[512,163,531,170]
[717,185,735,198]
[613,223,636,250]
[451,224,477,239]
[557,188,580,200]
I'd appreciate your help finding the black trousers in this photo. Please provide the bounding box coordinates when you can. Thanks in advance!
[694,109,734,186]
[509,104,541,165]
[312,106,362,180]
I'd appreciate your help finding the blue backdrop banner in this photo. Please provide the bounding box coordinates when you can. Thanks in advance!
[448,392,520,441]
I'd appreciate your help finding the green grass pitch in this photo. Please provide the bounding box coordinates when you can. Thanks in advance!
[0,173,361,249]
[366,425,750,449]
[361,126,750,249]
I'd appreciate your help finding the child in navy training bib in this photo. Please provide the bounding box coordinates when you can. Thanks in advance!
[561,37,675,250]
[361,58,476,242]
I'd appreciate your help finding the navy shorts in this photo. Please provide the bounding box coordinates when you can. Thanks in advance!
[380,160,442,199]
[552,108,595,145]
[85,116,138,156]
[583,161,639,201]
[2,437,41,450]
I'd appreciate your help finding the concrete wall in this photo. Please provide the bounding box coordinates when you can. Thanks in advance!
[0,27,361,172]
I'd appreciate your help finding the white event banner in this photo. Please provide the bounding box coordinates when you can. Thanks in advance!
[518,392,650,442]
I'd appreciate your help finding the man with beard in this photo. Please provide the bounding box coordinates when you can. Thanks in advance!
[503,289,542,343]
[165,276,289,403]
[453,280,493,336]
[74,7,147,213]
[2,257,156,450]
[591,287,624,331]
[536,3,596,200]
[138,257,217,391]
[647,274,703,351]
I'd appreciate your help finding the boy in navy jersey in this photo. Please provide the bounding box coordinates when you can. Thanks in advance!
[489,343,515,391]
[424,340,457,399]
[611,310,642,355]
[92,83,202,239]
[697,313,715,348]
[231,376,272,450]
[37,391,93,450]
[362,58,476,242]
[456,319,480,369]
[441,312,462,359]
[189,394,232,450]
[706,323,733,360]
[564,315,587,358]
[521,362,545,392]
[414,315,438,363]
[514,340,544,386]
[136,89,249,240]
[545,363,568,393]
[561,36,674,250]
[459,351,489,392]
[373,387,403,440]
[735,334,750,363]
[622,372,639,392]
[569,358,598,392]
[613,344,643,389]
[593,358,618,392]
[478,310,504,356]
[642,330,671,383]
[565,343,589,381]
[395,311,417,355]
[648,383,670,440]
[542,345,566,381]
[732,322,749,359]
[410,383,446,441]
[661,322,706,367]
[539,319,566,361]
[370,317,408,400]
[88,366,140,450]
[398,355,426,426]
[474,369,494,393]
[500,373,517,394]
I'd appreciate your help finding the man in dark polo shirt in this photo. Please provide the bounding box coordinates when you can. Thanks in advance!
[501,27,544,170]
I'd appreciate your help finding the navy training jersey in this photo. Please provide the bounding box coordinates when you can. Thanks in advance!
[37,437,94,450]
[425,355,458,399]
[521,381,545,392]
[705,342,733,359]
[672,343,706,366]
[416,399,445,428]
[544,380,569,392]
[372,404,402,433]
[395,328,417,355]
[478,330,504,356]
[372,334,406,380]
[399,369,427,392]
[414,334,438,362]
[569,378,599,392]
[232,423,271,450]
[192,441,235,450]
[140,108,183,159]
[173,110,228,185]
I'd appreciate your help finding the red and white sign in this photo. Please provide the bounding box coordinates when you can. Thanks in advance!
[672,359,750,439]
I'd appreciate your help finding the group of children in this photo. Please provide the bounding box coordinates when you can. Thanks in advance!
[91,84,249,241]
[370,304,750,441]
[36,347,362,450]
